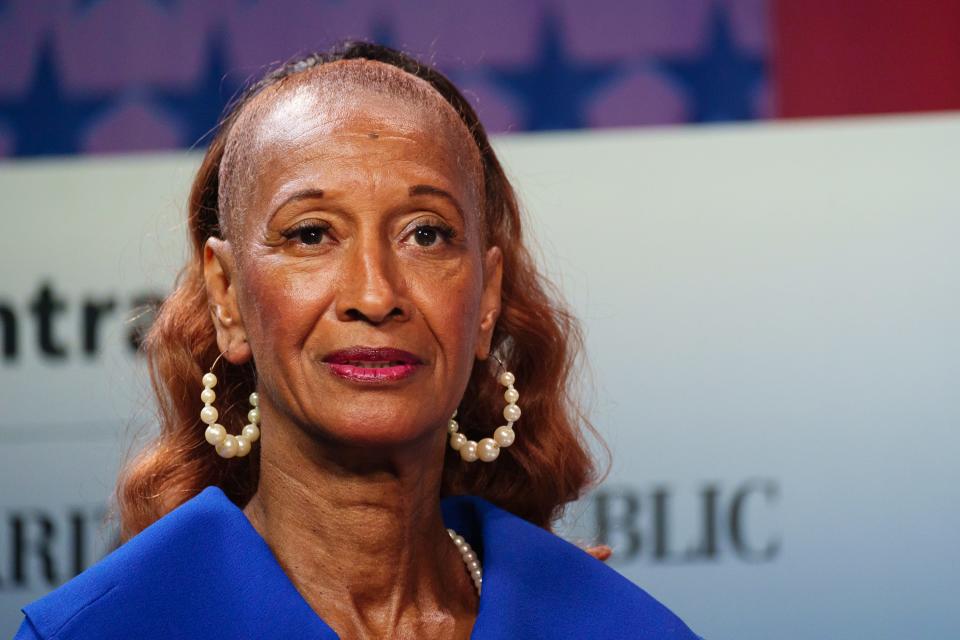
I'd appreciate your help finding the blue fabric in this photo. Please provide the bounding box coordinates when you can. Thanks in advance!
[13,486,700,639]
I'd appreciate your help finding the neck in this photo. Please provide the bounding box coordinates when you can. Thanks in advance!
[241,411,477,639]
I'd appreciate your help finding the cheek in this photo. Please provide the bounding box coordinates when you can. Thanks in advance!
[408,258,483,358]
[239,258,333,351]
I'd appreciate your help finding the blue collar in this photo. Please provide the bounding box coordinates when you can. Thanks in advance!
[22,485,697,639]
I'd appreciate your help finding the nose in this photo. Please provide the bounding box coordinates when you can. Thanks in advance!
[335,237,409,325]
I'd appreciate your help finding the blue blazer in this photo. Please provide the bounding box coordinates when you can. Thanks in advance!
[14,486,700,639]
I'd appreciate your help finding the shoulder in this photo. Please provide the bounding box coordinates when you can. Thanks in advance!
[13,486,268,640]
[442,495,702,639]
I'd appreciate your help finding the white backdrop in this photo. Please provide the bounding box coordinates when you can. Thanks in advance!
[1,113,958,639]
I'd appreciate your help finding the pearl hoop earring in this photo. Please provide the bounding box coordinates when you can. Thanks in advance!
[448,355,520,463]
[200,350,261,458]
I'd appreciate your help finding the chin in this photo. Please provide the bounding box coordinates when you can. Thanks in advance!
[311,410,439,449]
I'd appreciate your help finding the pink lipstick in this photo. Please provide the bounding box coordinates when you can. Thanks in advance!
[322,346,423,384]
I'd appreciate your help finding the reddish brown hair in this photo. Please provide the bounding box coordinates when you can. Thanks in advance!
[115,42,602,541]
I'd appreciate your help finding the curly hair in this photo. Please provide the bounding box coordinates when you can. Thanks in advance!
[114,41,602,541]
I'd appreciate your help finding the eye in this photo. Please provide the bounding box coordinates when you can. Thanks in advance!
[414,226,439,246]
[404,222,456,248]
[282,221,330,246]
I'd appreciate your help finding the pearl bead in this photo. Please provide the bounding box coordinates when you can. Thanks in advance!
[242,423,260,442]
[494,426,515,447]
[448,368,521,465]
[450,433,467,451]
[235,435,251,457]
[478,438,500,462]
[216,434,238,458]
[204,423,226,445]
[447,528,481,596]
[460,441,478,462]
[503,403,521,423]
[200,405,218,425]
[201,379,262,458]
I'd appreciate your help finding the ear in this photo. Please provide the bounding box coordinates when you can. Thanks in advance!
[474,245,503,361]
[203,237,252,365]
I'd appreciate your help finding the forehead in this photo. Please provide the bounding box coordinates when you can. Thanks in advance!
[220,62,482,231]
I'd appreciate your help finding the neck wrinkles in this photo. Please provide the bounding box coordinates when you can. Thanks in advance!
[240,415,478,638]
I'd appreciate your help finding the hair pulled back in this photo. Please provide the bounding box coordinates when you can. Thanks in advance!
[115,42,599,540]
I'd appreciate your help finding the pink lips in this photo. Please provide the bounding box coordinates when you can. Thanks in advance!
[322,346,423,384]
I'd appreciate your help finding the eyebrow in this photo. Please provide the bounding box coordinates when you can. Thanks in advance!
[409,184,466,221]
[270,189,325,221]
[270,185,466,222]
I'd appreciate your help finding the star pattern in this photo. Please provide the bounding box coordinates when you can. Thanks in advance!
[369,17,398,50]
[1,4,772,157]
[75,0,177,12]
[657,5,766,122]
[0,38,112,156]
[488,12,622,131]
[151,30,239,150]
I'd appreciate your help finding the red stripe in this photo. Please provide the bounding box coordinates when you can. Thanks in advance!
[773,0,960,118]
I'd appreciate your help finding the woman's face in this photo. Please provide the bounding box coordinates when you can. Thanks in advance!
[204,71,502,448]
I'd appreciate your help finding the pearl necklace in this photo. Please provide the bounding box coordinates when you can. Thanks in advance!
[447,528,482,595]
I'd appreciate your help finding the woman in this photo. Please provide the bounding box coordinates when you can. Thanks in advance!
[13,43,699,639]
